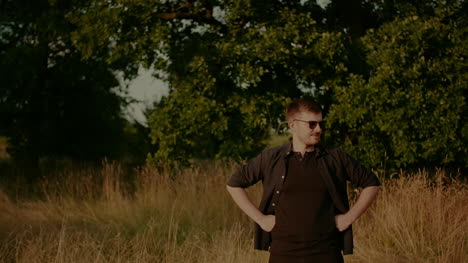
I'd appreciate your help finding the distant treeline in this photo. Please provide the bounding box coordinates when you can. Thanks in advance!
[1,1,466,172]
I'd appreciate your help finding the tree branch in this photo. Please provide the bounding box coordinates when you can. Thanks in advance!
[157,0,227,33]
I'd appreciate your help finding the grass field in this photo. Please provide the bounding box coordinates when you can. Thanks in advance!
[0,161,466,262]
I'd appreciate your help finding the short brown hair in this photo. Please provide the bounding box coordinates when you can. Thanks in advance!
[286,97,322,120]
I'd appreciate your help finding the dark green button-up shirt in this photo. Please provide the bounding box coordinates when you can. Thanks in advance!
[227,143,381,255]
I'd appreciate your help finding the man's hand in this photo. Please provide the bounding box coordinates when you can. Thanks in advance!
[258,214,276,232]
[335,213,353,232]
[226,186,277,232]
[334,186,380,232]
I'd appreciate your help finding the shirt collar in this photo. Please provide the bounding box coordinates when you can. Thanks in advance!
[282,143,326,159]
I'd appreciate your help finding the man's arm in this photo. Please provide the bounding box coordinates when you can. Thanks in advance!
[226,185,275,232]
[335,185,380,232]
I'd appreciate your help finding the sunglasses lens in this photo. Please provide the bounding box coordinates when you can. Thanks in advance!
[309,121,325,129]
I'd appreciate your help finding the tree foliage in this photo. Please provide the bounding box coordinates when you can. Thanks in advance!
[69,0,468,169]
[327,3,467,169]
[17,0,464,170]
[0,0,131,162]
[70,0,350,163]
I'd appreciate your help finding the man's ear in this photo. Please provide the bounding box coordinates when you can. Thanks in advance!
[288,120,294,129]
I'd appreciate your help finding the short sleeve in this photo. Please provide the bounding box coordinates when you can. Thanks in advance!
[227,152,264,188]
[339,149,381,188]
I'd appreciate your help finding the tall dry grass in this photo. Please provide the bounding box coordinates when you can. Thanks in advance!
[0,161,466,263]
[348,170,467,263]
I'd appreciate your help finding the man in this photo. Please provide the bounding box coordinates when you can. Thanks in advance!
[226,98,380,263]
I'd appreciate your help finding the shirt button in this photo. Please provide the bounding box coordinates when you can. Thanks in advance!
[272,203,276,206]
[281,176,285,179]
[276,191,280,194]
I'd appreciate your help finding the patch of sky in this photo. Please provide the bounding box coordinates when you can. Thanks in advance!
[298,82,324,97]
[213,6,226,23]
[121,67,169,125]
[305,0,330,8]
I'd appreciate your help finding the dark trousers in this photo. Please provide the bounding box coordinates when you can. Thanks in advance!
[268,251,344,263]
[268,236,344,263]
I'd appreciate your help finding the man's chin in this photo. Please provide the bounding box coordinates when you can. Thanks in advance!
[309,136,320,142]
[307,140,320,146]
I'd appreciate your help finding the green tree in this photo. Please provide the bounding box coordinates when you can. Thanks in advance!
[70,0,349,163]
[69,0,467,170]
[0,0,131,163]
[327,8,467,169]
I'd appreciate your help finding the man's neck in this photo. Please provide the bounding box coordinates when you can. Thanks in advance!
[291,140,316,156]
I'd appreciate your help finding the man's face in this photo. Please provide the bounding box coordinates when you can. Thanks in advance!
[288,110,323,147]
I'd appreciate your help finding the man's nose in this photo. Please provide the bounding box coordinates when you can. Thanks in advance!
[312,124,322,133]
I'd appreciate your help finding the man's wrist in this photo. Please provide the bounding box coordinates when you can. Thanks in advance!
[253,213,265,224]
[345,211,357,225]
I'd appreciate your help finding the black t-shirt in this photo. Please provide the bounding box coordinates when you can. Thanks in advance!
[270,151,339,256]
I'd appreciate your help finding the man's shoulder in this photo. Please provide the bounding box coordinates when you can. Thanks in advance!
[260,143,290,158]
[260,144,344,156]
[317,145,348,161]
[320,145,344,154]
[257,144,349,160]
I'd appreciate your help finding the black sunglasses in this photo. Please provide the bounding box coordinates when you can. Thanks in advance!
[293,119,326,129]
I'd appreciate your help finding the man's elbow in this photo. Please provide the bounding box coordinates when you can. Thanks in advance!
[226,184,238,193]
[365,185,381,196]
[226,184,245,194]
[226,184,242,192]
